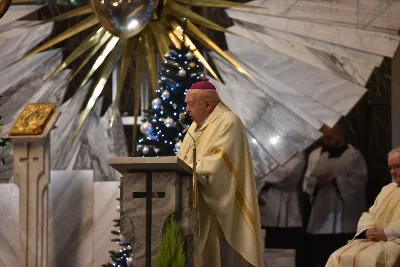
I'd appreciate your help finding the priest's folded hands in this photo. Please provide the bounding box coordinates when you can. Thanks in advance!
[326,147,400,267]
[365,227,388,242]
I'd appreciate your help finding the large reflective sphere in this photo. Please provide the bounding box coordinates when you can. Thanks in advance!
[91,0,157,39]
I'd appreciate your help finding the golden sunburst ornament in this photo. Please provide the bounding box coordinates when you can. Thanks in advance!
[8,0,260,147]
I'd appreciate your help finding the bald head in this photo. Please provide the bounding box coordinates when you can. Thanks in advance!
[320,124,345,148]
[185,89,220,124]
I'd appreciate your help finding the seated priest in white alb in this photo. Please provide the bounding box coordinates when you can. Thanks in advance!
[177,81,264,267]
[303,124,368,267]
[258,152,306,267]
[326,147,400,267]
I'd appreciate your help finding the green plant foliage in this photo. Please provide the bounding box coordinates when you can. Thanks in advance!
[156,214,186,267]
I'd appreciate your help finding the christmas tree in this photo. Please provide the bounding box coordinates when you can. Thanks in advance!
[136,45,206,156]
[102,199,134,267]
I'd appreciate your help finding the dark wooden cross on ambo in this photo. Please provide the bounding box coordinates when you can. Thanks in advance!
[132,172,165,267]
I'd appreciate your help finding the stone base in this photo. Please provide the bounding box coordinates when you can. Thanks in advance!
[121,171,192,267]
[0,170,120,267]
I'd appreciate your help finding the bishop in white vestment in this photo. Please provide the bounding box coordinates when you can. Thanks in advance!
[303,125,368,267]
[326,147,400,267]
[177,81,264,267]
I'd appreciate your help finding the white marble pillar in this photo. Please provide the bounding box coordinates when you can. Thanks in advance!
[392,46,400,149]
[8,112,59,267]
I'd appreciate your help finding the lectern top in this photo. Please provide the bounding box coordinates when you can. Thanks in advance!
[108,156,192,175]
[6,112,60,141]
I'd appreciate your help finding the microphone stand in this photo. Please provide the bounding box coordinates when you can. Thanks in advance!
[178,114,198,209]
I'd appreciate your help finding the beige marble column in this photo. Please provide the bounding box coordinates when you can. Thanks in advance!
[7,112,59,267]
[392,46,400,149]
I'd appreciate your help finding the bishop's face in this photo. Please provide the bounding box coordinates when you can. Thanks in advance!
[388,152,400,184]
[185,90,208,124]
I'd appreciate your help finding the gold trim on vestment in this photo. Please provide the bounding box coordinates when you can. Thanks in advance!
[336,241,359,267]
[385,199,400,226]
[208,146,256,230]
[353,242,373,267]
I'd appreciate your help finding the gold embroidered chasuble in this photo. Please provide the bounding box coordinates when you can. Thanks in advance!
[326,183,400,267]
[177,103,264,267]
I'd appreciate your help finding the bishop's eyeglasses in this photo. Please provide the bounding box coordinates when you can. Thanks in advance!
[388,165,400,172]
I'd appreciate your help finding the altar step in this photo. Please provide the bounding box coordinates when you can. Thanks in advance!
[265,249,296,267]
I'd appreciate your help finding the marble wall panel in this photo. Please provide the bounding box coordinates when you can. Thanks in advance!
[50,82,91,170]
[228,25,374,86]
[0,22,53,71]
[238,0,400,35]
[99,106,128,158]
[0,6,43,26]
[0,183,19,267]
[216,47,340,129]
[224,33,367,117]
[210,75,297,165]
[48,170,94,267]
[0,21,33,34]
[210,55,321,161]
[370,1,400,34]
[232,18,383,67]
[0,49,62,96]
[93,181,120,267]
[72,100,126,181]
[226,6,400,57]
[245,129,278,188]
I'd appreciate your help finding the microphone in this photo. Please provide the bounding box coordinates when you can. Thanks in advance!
[178,113,195,143]
[178,112,198,209]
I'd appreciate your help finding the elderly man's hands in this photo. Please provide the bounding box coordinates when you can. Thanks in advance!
[366,228,388,242]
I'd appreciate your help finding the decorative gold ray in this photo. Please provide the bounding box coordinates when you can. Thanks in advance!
[143,28,157,96]
[39,4,94,24]
[132,36,144,154]
[69,40,124,149]
[110,38,134,127]
[170,21,221,81]
[165,2,233,34]
[80,36,120,87]
[174,0,263,9]
[22,15,99,60]
[46,27,105,80]
[148,22,172,58]
[70,32,112,81]
[186,20,253,79]
[168,31,182,48]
